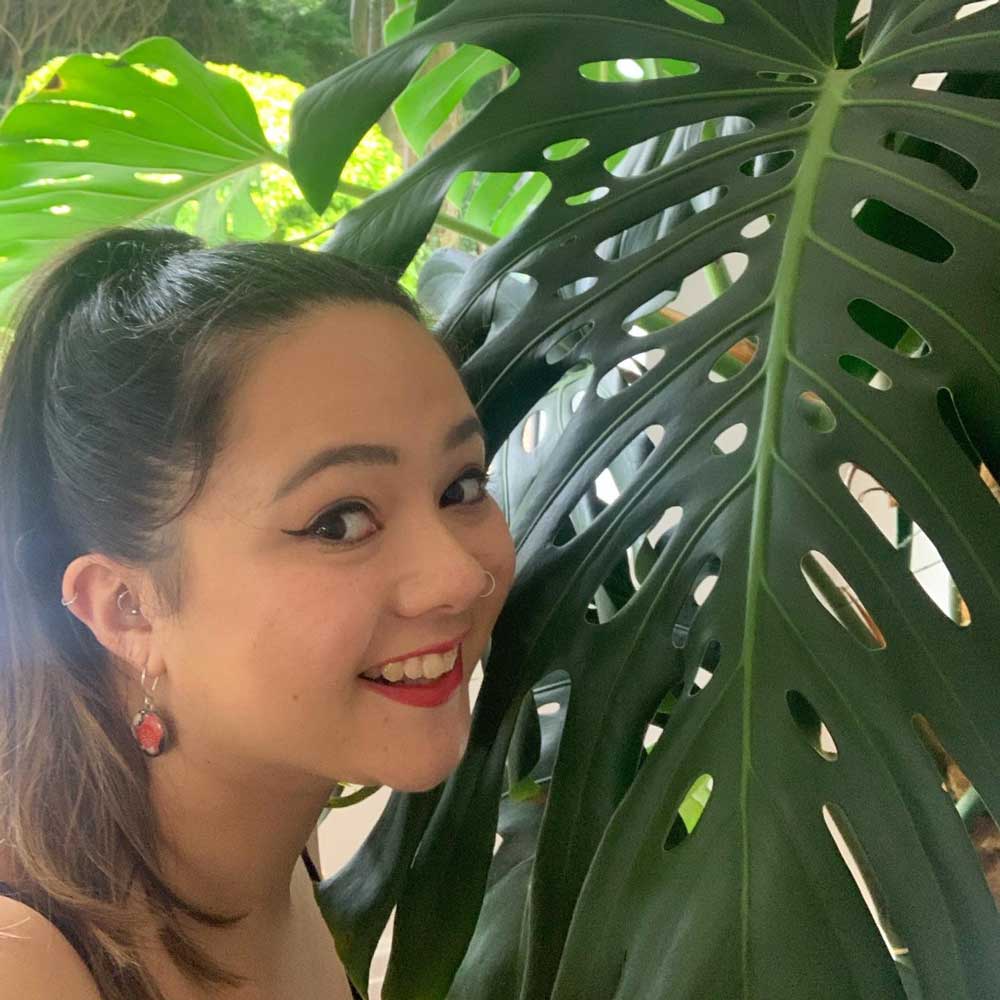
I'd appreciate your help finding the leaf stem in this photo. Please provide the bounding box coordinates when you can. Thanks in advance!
[705,258,732,298]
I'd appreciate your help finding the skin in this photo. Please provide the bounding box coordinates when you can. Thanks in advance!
[55,301,517,997]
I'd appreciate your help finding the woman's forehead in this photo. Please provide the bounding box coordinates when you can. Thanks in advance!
[210,302,474,492]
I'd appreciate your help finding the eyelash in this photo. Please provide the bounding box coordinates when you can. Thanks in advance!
[282,467,494,547]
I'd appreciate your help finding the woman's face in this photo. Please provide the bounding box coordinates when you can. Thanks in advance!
[149,301,515,792]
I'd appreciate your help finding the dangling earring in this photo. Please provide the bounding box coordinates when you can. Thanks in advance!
[132,665,169,757]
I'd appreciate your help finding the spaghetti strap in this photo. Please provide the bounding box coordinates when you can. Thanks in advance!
[301,845,322,883]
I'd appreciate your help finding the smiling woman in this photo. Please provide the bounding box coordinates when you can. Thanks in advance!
[0,227,516,1000]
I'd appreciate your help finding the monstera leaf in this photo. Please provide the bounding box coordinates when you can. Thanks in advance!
[293,2,1000,998]
[0,37,276,316]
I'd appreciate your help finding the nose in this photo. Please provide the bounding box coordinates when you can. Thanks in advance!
[391,505,490,616]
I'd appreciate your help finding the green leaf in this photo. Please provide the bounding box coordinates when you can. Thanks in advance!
[295,2,1000,998]
[395,45,510,156]
[0,37,275,312]
[385,2,418,45]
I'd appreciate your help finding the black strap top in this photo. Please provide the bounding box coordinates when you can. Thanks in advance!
[0,849,362,999]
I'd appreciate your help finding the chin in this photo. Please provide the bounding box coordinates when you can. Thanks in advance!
[381,737,470,793]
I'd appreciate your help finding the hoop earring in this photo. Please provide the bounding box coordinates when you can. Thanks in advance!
[132,665,168,757]
[117,590,141,616]
[479,570,496,598]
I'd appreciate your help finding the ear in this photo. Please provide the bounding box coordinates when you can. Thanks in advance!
[60,554,165,682]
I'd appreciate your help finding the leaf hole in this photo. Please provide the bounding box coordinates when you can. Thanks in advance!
[787,690,839,761]
[557,276,599,300]
[822,803,912,961]
[134,171,185,185]
[603,117,753,177]
[789,101,815,118]
[23,137,90,148]
[545,320,596,365]
[663,0,725,23]
[912,713,1000,908]
[839,463,971,626]
[565,186,610,206]
[644,723,664,750]
[579,429,668,618]
[852,199,954,262]
[711,422,748,455]
[45,98,136,118]
[912,71,1000,99]
[913,0,999,31]
[558,424,660,558]
[673,555,721,648]
[838,354,893,390]
[801,550,887,650]
[521,411,550,454]
[579,58,700,83]
[543,138,591,161]
[689,638,721,695]
[596,350,665,400]
[796,390,837,433]
[47,204,72,215]
[663,774,714,851]
[936,387,1000,506]
[130,63,179,86]
[882,131,979,190]
[709,335,759,381]
[740,214,774,238]
[22,174,94,188]
[757,70,817,84]
[847,299,931,357]
[739,149,795,177]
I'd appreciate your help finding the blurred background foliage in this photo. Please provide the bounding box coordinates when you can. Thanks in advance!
[1,0,495,295]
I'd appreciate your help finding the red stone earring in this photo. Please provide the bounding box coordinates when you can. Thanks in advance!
[132,665,168,757]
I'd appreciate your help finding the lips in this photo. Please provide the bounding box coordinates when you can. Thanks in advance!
[359,647,465,708]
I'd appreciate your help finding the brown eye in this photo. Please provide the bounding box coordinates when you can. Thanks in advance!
[283,500,378,546]
[310,502,378,543]
[442,469,492,506]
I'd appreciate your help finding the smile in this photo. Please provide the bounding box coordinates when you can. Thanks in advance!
[359,647,464,708]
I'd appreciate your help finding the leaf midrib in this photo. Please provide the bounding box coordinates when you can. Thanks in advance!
[738,63,853,997]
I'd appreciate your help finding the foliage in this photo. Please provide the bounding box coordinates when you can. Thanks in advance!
[159,0,356,86]
[3,5,999,999]
[288,2,1000,999]
[0,40,404,318]
[0,0,169,114]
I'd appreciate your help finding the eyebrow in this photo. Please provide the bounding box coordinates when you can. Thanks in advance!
[271,414,487,503]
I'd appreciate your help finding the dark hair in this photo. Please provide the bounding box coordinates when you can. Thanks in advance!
[0,226,429,1000]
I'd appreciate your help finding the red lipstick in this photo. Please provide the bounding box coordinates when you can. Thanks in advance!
[359,647,464,708]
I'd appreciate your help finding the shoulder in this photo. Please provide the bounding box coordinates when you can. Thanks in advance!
[0,894,102,999]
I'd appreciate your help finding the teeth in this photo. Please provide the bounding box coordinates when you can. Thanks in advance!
[382,660,405,682]
[372,647,459,684]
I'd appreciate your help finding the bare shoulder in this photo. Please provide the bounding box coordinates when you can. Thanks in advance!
[0,894,102,999]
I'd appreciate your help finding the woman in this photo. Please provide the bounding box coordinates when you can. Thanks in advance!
[0,226,516,999]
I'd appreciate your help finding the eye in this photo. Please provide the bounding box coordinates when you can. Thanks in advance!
[442,467,493,506]
[283,467,493,547]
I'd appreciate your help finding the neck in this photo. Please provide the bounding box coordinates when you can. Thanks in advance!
[147,745,332,922]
